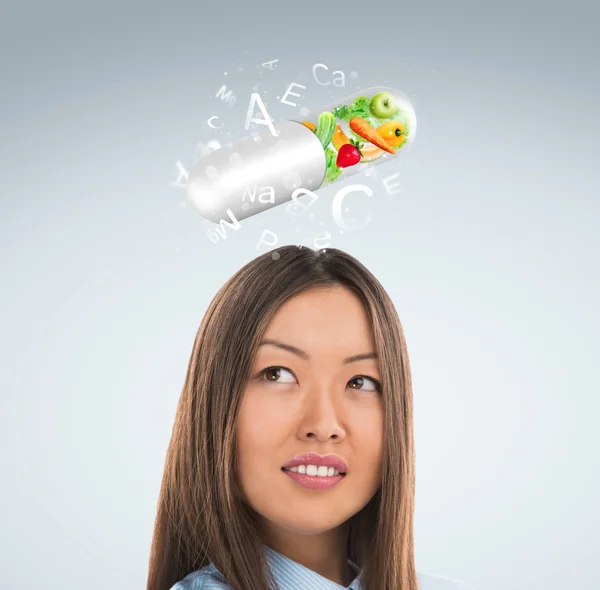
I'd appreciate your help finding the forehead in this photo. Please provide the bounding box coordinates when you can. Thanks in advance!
[261,286,375,352]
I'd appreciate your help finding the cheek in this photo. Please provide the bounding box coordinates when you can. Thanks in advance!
[236,390,292,474]
[351,405,384,478]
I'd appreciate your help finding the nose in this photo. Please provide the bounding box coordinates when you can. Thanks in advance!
[300,385,346,442]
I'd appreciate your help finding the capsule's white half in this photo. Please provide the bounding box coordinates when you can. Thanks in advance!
[187,120,326,223]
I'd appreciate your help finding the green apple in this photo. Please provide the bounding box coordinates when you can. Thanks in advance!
[369,92,397,118]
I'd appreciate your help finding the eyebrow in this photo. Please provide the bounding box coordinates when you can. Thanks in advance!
[258,338,378,364]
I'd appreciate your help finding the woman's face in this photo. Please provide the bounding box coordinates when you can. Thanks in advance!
[235,285,384,539]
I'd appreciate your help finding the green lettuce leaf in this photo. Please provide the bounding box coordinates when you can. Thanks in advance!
[324,147,342,184]
[348,96,372,120]
[334,96,376,124]
[333,104,349,121]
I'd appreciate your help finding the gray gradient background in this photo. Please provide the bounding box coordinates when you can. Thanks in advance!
[1,1,598,589]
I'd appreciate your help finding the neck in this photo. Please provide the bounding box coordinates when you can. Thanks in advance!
[263,521,355,586]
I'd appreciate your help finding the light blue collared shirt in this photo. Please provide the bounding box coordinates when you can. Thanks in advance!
[170,544,475,590]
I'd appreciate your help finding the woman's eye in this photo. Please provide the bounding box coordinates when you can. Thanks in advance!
[260,366,296,383]
[259,367,381,392]
[348,375,381,392]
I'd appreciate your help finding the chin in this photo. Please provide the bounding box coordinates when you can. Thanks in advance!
[263,501,351,534]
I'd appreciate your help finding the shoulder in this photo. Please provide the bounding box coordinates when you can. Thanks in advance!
[169,564,231,590]
[417,571,476,590]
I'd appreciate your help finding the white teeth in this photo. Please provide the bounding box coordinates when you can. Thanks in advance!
[287,464,341,477]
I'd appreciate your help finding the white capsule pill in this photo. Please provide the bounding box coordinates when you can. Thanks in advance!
[187,86,416,223]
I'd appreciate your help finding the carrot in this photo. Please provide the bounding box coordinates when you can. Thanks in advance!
[349,117,396,154]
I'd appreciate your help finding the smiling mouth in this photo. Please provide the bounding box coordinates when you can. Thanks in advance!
[281,467,347,476]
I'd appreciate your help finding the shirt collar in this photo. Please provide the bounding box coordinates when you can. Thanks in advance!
[262,544,364,590]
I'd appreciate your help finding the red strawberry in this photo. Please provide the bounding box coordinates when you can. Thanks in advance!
[336,139,363,168]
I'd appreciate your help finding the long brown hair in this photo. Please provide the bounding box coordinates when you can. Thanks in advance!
[146,245,418,590]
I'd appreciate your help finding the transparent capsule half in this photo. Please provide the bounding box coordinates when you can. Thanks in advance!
[187,86,416,223]
[298,86,417,186]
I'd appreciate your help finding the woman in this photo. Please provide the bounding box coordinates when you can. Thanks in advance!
[146,245,475,590]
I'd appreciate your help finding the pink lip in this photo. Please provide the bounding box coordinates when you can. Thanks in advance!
[282,453,348,474]
[282,469,345,490]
